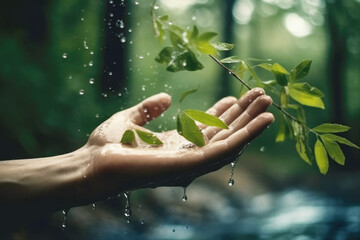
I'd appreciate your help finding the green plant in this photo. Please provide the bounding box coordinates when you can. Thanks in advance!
[148,2,359,175]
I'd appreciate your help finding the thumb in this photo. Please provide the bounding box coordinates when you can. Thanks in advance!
[128,93,172,126]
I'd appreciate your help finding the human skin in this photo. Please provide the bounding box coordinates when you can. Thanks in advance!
[0,88,274,215]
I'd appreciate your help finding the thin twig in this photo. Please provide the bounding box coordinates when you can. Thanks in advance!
[208,54,317,135]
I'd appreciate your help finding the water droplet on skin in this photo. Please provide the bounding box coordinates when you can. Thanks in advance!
[182,187,188,202]
[260,146,265,152]
[124,191,132,218]
[79,89,85,95]
[89,78,95,84]
[62,53,68,59]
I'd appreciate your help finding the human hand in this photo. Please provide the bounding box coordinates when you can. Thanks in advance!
[82,88,274,204]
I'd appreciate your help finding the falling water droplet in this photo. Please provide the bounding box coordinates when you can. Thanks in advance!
[135,1,139,5]
[61,209,68,230]
[108,71,113,76]
[124,191,132,218]
[260,146,265,152]
[92,203,96,210]
[88,61,93,67]
[62,53,68,59]
[228,143,249,186]
[89,78,95,84]
[79,89,85,95]
[182,187,188,202]
[120,36,126,43]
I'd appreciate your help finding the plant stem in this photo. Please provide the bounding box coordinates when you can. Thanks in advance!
[208,54,317,135]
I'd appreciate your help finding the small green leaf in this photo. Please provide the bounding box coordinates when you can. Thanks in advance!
[177,112,205,146]
[120,130,135,144]
[220,56,242,63]
[280,87,289,107]
[288,83,325,109]
[195,32,218,54]
[179,86,199,104]
[236,61,249,78]
[320,136,345,165]
[135,129,163,145]
[314,139,329,175]
[197,32,218,42]
[211,42,235,51]
[259,63,273,71]
[170,31,186,49]
[271,63,289,86]
[290,60,312,82]
[184,109,228,129]
[296,137,312,165]
[312,123,351,133]
[321,134,360,149]
[187,25,199,40]
[276,113,293,142]
[155,47,204,72]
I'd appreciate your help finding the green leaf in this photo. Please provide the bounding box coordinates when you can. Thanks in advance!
[259,63,273,71]
[290,60,312,82]
[169,31,186,49]
[276,113,293,142]
[187,25,199,40]
[236,60,249,78]
[211,42,235,51]
[296,137,312,165]
[184,109,228,129]
[288,83,325,109]
[321,134,360,149]
[135,129,163,145]
[314,139,329,175]
[195,32,218,54]
[197,32,218,42]
[312,123,351,133]
[293,122,312,165]
[220,56,242,63]
[120,130,135,144]
[179,86,199,104]
[280,87,289,107]
[271,63,289,86]
[155,47,204,72]
[320,136,345,165]
[177,112,205,147]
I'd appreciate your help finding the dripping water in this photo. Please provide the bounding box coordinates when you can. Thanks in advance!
[182,187,188,202]
[228,143,249,186]
[124,191,132,218]
[61,209,69,230]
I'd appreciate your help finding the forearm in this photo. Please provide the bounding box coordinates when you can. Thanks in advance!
[0,147,91,214]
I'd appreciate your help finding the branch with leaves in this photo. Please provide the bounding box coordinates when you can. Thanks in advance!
[149,4,359,174]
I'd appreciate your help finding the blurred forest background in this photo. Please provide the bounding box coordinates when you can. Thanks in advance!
[0,0,359,239]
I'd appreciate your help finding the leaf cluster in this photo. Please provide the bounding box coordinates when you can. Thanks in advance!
[152,11,233,72]
[150,4,359,174]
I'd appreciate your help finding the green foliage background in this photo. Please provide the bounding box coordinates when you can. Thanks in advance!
[0,0,359,173]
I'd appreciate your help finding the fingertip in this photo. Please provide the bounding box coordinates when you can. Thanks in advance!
[246,112,274,134]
